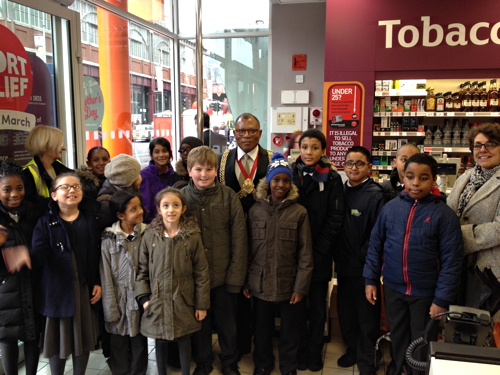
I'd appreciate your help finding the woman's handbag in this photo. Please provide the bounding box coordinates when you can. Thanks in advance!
[464,253,500,313]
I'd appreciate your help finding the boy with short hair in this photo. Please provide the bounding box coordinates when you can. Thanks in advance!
[381,144,420,200]
[181,146,248,375]
[335,146,386,374]
[364,153,463,375]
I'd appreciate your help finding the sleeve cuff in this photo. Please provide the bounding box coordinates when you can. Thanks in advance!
[365,278,379,286]
[138,295,150,306]
[432,297,450,309]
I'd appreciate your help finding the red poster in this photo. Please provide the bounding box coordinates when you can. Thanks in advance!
[323,82,365,170]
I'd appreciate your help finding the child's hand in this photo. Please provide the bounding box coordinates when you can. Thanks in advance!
[195,310,207,321]
[429,303,447,319]
[0,225,8,247]
[143,301,150,309]
[2,245,32,272]
[365,285,377,305]
[290,292,303,304]
[90,285,102,304]
[243,288,252,298]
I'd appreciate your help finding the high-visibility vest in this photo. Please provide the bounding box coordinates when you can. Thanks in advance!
[23,158,50,197]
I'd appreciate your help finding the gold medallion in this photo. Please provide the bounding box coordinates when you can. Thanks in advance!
[243,178,254,194]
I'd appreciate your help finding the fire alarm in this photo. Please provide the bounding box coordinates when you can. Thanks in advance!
[309,107,322,126]
[272,135,284,146]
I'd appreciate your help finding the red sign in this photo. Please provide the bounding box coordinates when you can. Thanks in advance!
[323,82,365,169]
[272,135,284,146]
[292,54,307,71]
[0,24,33,112]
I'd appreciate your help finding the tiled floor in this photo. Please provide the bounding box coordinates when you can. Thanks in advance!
[16,335,391,375]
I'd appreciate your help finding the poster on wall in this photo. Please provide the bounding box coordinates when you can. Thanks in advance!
[83,76,105,151]
[0,24,35,164]
[323,82,365,170]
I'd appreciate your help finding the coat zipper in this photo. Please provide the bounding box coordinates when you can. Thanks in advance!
[402,200,418,295]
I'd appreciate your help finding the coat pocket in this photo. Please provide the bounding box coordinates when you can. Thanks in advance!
[277,266,296,294]
[278,221,297,242]
[251,221,266,240]
[247,265,264,294]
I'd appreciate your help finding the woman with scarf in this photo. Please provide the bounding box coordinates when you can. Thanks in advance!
[291,129,345,372]
[447,123,500,328]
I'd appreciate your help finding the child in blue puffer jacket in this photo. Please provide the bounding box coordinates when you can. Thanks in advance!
[363,153,463,375]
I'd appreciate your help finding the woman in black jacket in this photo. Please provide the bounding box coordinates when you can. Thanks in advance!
[0,161,46,375]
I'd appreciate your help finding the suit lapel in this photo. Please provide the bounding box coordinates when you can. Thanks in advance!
[224,149,240,191]
[254,146,269,184]
[461,172,500,216]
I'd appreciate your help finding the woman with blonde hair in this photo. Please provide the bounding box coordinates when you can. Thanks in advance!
[23,125,73,199]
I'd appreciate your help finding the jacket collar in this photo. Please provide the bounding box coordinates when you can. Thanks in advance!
[149,214,200,241]
[255,177,299,202]
[175,159,188,177]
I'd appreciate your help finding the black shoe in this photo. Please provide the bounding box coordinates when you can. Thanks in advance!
[194,364,214,375]
[285,372,297,375]
[297,362,308,371]
[308,354,323,372]
[337,352,357,368]
[222,364,241,375]
[253,366,273,375]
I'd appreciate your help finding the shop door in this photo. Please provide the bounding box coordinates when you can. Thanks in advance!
[0,0,85,168]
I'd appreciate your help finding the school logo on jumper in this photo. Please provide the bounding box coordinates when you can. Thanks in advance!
[351,209,361,217]
[424,217,431,223]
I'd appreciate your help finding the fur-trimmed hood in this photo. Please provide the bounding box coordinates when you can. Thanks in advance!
[76,165,102,187]
[255,177,299,202]
[175,159,188,177]
[102,221,147,241]
[148,214,200,241]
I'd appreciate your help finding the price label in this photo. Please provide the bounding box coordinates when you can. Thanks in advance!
[444,148,452,152]
[491,112,499,116]
[447,112,455,116]
[384,151,390,156]
[390,132,398,136]
[380,132,386,136]
[410,112,416,116]
[402,132,408,136]
[417,112,426,116]
[380,112,386,117]
[426,112,435,117]
[466,112,474,116]
[375,92,382,97]
[436,112,444,117]
[403,112,409,117]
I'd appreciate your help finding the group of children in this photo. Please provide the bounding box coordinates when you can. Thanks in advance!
[0,128,465,375]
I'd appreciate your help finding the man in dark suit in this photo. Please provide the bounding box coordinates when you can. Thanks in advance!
[218,113,273,360]
[198,112,227,153]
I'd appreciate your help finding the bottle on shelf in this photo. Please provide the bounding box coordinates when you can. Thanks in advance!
[452,91,462,111]
[461,120,470,147]
[424,126,433,146]
[489,79,498,112]
[444,91,453,111]
[433,126,443,146]
[462,81,472,112]
[480,81,488,112]
[471,81,480,111]
[452,119,462,147]
[426,87,436,112]
[436,92,445,112]
[442,119,452,146]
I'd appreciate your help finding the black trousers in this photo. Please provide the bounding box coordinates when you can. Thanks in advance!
[156,335,192,375]
[384,285,435,375]
[236,291,253,357]
[109,333,148,375]
[253,297,303,375]
[192,284,239,368]
[0,339,39,375]
[337,276,381,373]
[298,281,329,362]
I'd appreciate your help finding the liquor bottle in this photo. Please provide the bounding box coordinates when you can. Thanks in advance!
[471,81,480,111]
[424,126,433,146]
[480,81,488,112]
[426,87,436,112]
[452,119,462,147]
[452,92,462,111]
[444,91,454,111]
[461,120,470,147]
[433,126,443,146]
[442,120,452,146]
[489,79,499,112]
[462,81,472,112]
[436,92,445,112]
[458,83,465,101]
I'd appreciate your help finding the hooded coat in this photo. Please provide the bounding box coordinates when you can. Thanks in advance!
[100,221,147,336]
[97,180,141,230]
[139,161,176,223]
[246,180,313,302]
[75,165,106,201]
[135,215,210,340]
